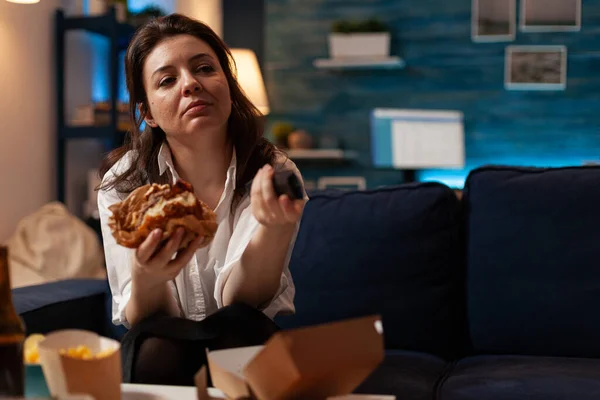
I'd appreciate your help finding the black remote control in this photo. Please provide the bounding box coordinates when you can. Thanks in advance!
[272,170,304,200]
[245,169,304,200]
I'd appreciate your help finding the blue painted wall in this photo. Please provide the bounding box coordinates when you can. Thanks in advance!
[264,0,600,188]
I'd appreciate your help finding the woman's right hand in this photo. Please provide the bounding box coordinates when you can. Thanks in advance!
[132,227,204,290]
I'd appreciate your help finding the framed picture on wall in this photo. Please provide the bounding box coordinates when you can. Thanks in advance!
[472,0,516,42]
[505,45,567,91]
[520,0,581,32]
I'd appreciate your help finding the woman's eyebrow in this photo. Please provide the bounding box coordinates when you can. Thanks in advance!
[151,53,214,78]
[188,53,213,63]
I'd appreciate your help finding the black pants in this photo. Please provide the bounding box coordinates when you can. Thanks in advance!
[120,303,280,386]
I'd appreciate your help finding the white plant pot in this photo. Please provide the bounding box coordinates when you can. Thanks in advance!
[328,32,391,59]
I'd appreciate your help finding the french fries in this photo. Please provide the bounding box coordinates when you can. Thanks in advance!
[24,334,117,363]
[24,333,45,364]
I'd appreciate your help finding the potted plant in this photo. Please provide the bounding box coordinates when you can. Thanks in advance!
[128,5,167,28]
[329,18,391,59]
[271,121,295,148]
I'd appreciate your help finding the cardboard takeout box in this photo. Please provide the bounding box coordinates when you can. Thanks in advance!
[38,329,122,400]
[202,315,385,400]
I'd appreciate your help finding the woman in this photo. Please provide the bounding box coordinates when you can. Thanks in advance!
[97,13,307,385]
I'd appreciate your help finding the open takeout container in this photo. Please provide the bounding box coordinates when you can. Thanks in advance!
[199,315,385,400]
[38,329,122,400]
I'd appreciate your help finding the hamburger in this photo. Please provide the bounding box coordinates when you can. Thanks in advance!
[107,180,218,250]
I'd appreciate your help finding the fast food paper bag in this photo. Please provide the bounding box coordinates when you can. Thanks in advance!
[38,329,122,400]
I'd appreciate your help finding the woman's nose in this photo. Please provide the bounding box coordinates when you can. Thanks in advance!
[182,74,202,96]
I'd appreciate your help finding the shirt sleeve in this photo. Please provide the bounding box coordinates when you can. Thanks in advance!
[97,177,135,329]
[214,157,308,319]
[99,161,183,329]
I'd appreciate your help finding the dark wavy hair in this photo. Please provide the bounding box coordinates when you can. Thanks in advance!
[98,13,277,209]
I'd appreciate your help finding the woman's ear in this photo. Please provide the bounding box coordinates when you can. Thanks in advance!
[140,103,158,128]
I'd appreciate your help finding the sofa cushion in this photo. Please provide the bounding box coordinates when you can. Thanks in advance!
[439,355,600,400]
[355,350,448,400]
[276,183,467,359]
[464,165,600,358]
[12,279,122,338]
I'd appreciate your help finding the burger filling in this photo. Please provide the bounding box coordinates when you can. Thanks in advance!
[145,191,197,218]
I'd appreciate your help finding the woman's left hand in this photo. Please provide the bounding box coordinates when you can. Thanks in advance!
[251,164,305,228]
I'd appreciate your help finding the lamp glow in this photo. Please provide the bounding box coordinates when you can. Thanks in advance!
[6,0,40,4]
[230,48,270,115]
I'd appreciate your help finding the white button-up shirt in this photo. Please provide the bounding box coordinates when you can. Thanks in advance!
[98,143,304,328]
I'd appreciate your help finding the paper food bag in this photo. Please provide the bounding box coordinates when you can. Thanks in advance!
[205,315,385,400]
[38,329,122,400]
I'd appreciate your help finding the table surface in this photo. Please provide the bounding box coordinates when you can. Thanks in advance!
[25,382,394,400]
[122,383,225,399]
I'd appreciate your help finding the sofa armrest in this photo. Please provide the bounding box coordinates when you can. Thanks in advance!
[12,279,126,340]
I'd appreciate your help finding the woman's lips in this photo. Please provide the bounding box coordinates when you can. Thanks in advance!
[184,103,211,116]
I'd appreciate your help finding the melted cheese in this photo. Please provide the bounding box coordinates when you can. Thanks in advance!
[145,191,196,217]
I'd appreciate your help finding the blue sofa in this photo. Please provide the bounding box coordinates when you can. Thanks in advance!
[13,165,600,399]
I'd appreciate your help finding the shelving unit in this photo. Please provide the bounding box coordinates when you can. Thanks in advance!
[60,126,128,139]
[313,56,405,70]
[55,7,135,203]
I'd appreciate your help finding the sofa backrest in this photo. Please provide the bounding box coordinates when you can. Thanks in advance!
[276,183,468,360]
[464,165,600,358]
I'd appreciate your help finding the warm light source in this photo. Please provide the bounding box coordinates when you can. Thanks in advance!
[6,0,40,3]
[230,48,270,115]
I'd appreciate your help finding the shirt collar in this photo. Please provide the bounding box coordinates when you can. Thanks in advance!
[158,142,176,177]
[157,141,237,189]
[225,148,237,190]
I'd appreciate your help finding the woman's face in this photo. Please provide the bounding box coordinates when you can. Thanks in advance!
[141,34,231,139]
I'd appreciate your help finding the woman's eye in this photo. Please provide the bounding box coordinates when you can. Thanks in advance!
[196,64,215,73]
[159,77,175,87]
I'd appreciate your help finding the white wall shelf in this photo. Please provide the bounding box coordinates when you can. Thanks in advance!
[313,56,405,70]
[285,149,359,162]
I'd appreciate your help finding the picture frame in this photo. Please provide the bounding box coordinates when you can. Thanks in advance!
[520,0,581,32]
[472,0,516,42]
[370,108,465,170]
[505,45,567,91]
